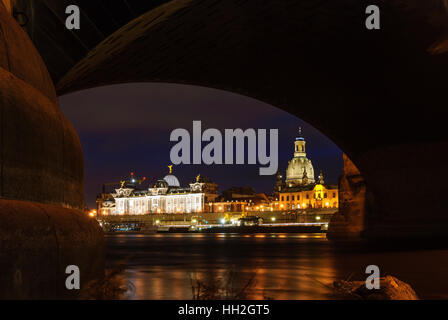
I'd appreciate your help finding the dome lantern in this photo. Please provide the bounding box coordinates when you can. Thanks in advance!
[294,127,306,157]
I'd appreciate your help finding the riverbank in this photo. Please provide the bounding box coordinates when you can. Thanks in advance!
[104,223,327,234]
[98,209,335,234]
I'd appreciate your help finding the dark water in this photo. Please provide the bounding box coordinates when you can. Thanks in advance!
[106,233,448,300]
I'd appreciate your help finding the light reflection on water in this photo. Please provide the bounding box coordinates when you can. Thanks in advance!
[106,233,448,300]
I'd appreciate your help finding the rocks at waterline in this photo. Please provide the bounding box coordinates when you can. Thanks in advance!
[333,275,418,300]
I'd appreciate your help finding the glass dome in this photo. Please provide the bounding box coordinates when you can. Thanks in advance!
[163,174,180,187]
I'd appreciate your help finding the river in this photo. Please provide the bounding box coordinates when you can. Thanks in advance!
[106,233,448,299]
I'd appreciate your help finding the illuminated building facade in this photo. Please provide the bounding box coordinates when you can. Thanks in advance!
[99,170,219,215]
[208,187,271,213]
[278,177,339,210]
[277,129,338,210]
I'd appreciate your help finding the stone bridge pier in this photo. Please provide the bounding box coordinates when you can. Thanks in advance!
[0,2,103,299]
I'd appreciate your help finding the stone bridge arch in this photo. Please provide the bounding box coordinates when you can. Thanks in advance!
[54,0,448,239]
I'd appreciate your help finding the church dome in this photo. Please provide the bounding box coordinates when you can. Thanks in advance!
[286,157,315,185]
[163,174,180,187]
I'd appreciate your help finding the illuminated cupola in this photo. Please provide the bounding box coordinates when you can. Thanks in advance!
[286,127,315,186]
[294,127,306,157]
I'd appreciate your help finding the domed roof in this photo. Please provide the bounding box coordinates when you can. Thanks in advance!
[154,179,169,188]
[163,174,180,187]
[286,157,315,184]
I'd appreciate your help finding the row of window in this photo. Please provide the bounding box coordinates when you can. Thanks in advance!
[285,202,338,209]
[280,192,336,201]
[114,200,202,214]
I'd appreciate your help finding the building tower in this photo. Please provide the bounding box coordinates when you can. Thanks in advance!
[274,171,285,198]
[285,127,315,186]
[317,170,325,185]
[294,127,306,157]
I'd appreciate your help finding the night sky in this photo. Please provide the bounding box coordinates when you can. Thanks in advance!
[58,83,343,208]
